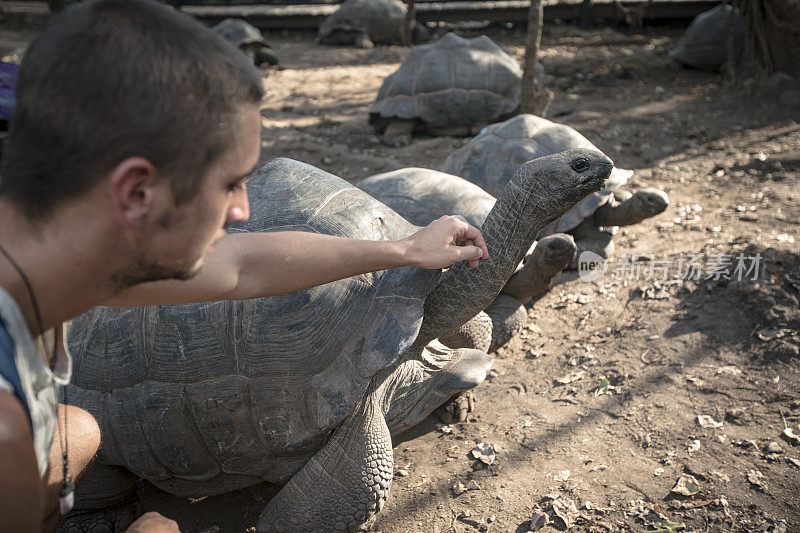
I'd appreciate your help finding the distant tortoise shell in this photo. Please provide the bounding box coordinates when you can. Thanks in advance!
[212,18,271,48]
[319,0,413,46]
[441,114,632,235]
[67,158,439,496]
[668,4,745,69]
[369,32,523,134]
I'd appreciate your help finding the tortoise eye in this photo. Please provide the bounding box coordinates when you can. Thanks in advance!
[570,157,591,172]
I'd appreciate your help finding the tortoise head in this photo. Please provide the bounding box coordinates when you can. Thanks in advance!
[632,187,670,218]
[535,233,577,267]
[517,148,612,203]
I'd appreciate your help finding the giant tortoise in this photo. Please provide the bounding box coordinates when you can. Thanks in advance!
[65,152,611,532]
[212,18,278,67]
[370,32,540,146]
[359,167,576,352]
[442,114,669,267]
[668,4,744,70]
[318,0,429,48]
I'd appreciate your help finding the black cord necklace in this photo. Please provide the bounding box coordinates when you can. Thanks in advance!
[0,242,74,514]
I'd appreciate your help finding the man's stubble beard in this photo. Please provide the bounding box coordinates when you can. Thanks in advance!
[110,255,202,290]
[109,208,222,289]
[110,212,227,291]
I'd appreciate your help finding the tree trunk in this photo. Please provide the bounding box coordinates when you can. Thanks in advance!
[763,0,800,79]
[403,0,418,46]
[580,0,594,29]
[520,0,553,116]
[727,0,800,84]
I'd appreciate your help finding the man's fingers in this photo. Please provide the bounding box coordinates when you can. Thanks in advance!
[460,238,488,258]
[416,215,488,268]
[439,215,488,264]
[453,244,484,268]
[452,223,488,260]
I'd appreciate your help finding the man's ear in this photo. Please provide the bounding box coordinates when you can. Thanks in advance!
[107,157,160,229]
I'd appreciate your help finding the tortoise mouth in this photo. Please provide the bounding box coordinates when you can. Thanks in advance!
[577,161,613,188]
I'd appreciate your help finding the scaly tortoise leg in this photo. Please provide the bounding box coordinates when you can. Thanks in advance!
[257,392,392,532]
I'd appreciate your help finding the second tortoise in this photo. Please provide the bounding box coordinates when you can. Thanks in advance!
[442,114,670,267]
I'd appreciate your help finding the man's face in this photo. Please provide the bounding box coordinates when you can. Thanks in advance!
[116,105,262,287]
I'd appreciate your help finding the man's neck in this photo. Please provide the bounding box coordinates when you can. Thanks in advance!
[0,198,123,337]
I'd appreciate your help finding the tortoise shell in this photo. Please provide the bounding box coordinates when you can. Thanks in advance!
[359,168,495,229]
[212,18,270,48]
[319,0,420,46]
[669,4,745,69]
[369,33,523,135]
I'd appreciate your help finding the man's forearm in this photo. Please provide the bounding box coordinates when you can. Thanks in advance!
[231,231,411,298]
[107,231,412,307]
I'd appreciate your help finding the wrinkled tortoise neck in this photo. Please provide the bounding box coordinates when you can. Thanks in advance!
[412,167,561,348]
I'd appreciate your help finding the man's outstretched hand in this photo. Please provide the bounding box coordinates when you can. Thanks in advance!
[402,215,489,269]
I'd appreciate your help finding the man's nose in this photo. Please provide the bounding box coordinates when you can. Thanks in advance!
[225,184,250,225]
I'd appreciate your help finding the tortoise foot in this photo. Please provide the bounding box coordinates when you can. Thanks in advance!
[354,32,374,49]
[382,120,414,146]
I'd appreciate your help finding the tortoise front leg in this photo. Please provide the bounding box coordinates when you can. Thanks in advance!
[439,311,493,352]
[257,393,392,532]
[382,343,493,433]
[58,463,139,533]
[354,31,374,49]
[439,295,527,353]
[253,46,279,67]
[485,295,528,352]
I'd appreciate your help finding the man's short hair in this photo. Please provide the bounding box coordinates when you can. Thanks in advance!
[0,0,264,219]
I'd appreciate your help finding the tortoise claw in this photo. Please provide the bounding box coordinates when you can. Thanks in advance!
[435,390,476,424]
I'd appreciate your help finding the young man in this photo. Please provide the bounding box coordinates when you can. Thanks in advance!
[0,1,488,531]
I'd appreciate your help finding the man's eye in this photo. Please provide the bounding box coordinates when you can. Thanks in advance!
[228,181,244,192]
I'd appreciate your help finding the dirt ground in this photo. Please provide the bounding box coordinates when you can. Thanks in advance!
[3,14,800,533]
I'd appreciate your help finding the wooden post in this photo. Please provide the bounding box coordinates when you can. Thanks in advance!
[521,0,554,116]
[403,0,418,46]
[580,0,594,29]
